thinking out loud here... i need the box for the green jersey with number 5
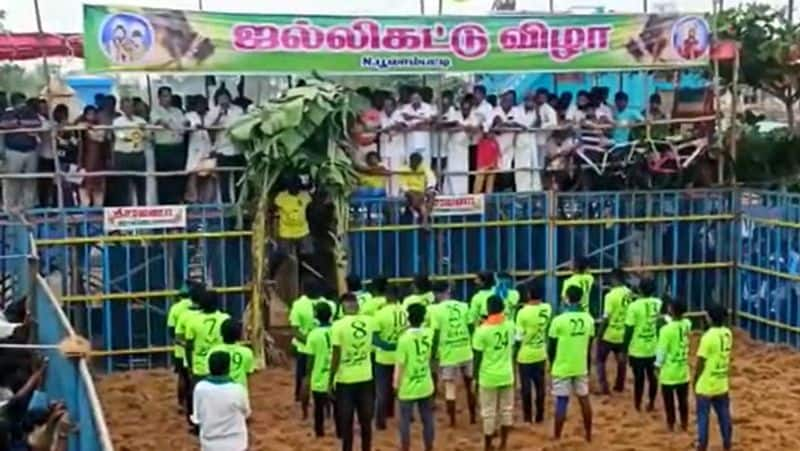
[429,300,473,366]
[625,296,663,358]
[186,311,231,376]
[374,304,408,365]
[472,319,515,388]
[331,315,375,384]
[515,303,552,364]
[548,310,595,378]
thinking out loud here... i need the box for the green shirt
[499,289,521,318]
[359,295,387,317]
[209,343,255,390]
[396,328,435,400]
[548,310,595,378]
[624,296,663,358]
[429,300,473,366]
[561,273,595,313]
[695,327,733,396]
[402,291,434,308]
[472,319,515,388]
[167,297,193,359]
[656,318,691,385]
[289,295,317,353]
[331,315,375,384]
[175,308,200,365]
[185,311,231,376]
[373,304,407,365]
[515,303,552,364]
[602,286,633,344]
[468,289,493,324]
[306,325,333,392]
[355,290,372,308]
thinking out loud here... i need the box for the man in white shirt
[151,86,188,205]
[112,98,148,206]
[192,351,251,451]
[209,87,244,203]
[378,97,406,196]
[488,90,521,177]
[533,88,559,184]
[472,85,493,133]
[400,89,435,167]
[513,93,541,192]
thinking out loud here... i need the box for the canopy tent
[0,32,83,61]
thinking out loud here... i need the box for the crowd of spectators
[0,299,70,451]
[0,84,253,213]
[353,84,673,199]
[0,81,681,214]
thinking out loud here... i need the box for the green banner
[83,5,710,74]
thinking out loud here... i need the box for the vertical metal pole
[730,47,739,183]
[420,0,426,15]
[712,0,723,184]
[34,0,65,210]
[549,0,554,13]
[643,0,648,13]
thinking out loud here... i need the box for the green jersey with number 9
[548,310,595,378]
[331,315,375,384]
[472,319,515,388]
[186,311,231,376]
[396,327,436,401]
[562,273,595,314]
[625,296,663,358]
[209,343,255,390]
[374,304,408,365]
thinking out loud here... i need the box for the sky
[2,0,789,33]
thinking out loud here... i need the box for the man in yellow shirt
[358,151,389,193]
[399,152,436,226]
[273,175,312,256]
[694,303,733,451]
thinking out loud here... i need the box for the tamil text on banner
[104,206,187,232]
[432,194,485,217]
[83,5,710,73]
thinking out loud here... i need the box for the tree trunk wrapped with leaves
[229,81,363,367]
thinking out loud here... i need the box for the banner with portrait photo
[83,5,711,74]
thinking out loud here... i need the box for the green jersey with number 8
[625,297,663,358]
[331,315,375,384]
[186,311,231,376]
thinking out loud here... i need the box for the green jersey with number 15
[186,311,231,376]
[396,327,435,401]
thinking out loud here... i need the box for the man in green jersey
[395,303,437,451]
[348,274,372,309]
[289,279,319,412]
[185,290,230,427]
[694,303,733,451]
[561,256,594,314]
[166,280,201,410]
[209,319,255,392]
[373,285,406,429]
[428,281,476,426]
[403,274,434,308]
[469,272,496,325]
[174,284,205,419]
[624,278,662,411]
[472,295,515,450]
[596,268,633,394]
[515,283,551,424]
[655,300,691,431]
[548,285,593,442]
[360,276,388,316]
[303,302,338,438]
[493,272,520,319]
[330,292,394,451]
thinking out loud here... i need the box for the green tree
[717,4,800,131]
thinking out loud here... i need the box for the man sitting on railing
[0,92,41,213]
[399,152,437,227]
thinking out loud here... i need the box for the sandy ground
[97,330,800,451]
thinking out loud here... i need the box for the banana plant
[229,80,364,367]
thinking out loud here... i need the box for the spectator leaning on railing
[110,98,149,207]
[0,92,42,213]
[151,86,189,205]
[209,86,244,204]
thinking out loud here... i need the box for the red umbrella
[0,32,83,61]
